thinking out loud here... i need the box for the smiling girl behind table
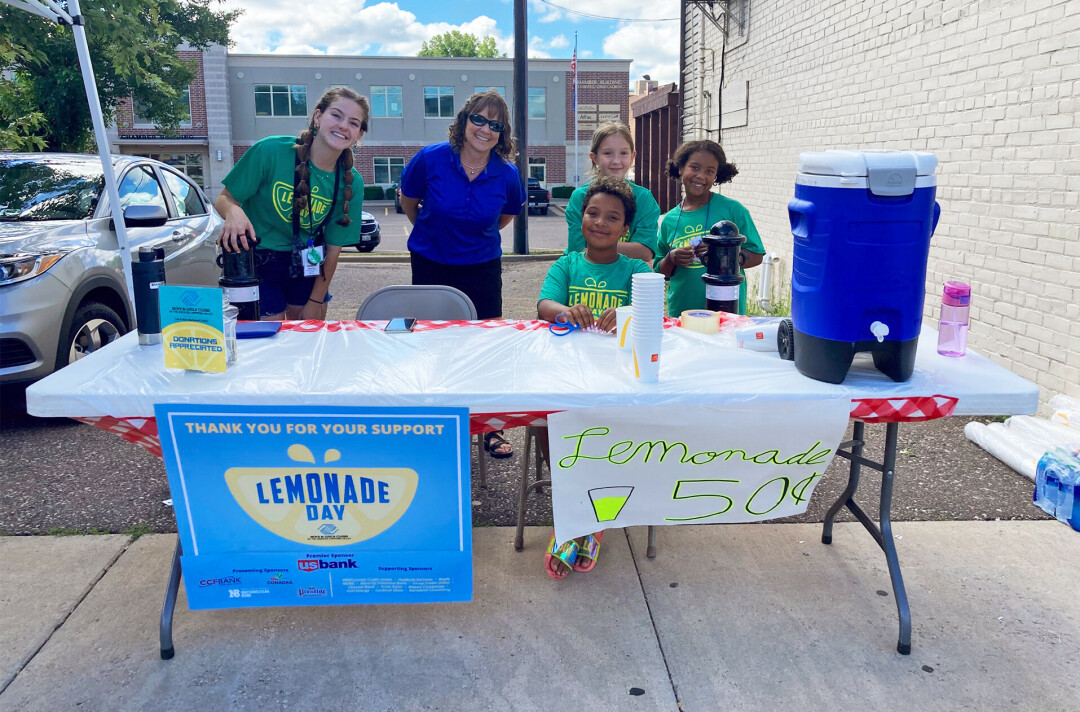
[563,122,661,263]
[216,87,369,320]
[654,140,765,317]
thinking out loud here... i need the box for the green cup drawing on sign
[589,486,634,522]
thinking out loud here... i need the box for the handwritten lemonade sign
[548,400,850,544]
[159,285,226,373]
[156,405,472,609]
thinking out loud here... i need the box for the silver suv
[0,153,222,388]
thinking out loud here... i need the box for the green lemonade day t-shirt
[563,180,661,257]
[655,193,765,316]
[222,135,363,252]
[538,251,654,318]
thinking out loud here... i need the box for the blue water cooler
[788,150,940,383]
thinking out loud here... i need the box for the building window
[528,87,546,119]
[254,84,308,117]
[373,157,406,185]
[474,86,506,97]
[528,156,546,184]
[133,87,191,128]
[424,86,455,118]
[142,152,205,188]
[371,86,403,118]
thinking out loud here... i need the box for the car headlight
[0,252,68,286]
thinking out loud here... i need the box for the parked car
[527,177,549,215]
[0,153,223,389]
[392,182,403,214]
[355,210,381,252]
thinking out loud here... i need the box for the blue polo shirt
[401,142,525,265]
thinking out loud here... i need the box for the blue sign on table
[156,404,472,609]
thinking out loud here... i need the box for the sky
[220,0,682,86]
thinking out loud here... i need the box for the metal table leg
[824,421,911,655]
[159,537,183,660]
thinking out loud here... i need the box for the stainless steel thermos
[132,246,166,345]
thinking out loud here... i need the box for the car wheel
[65,301,125,368]
[395,203,403,214]
[540,207,548,215]
[356,244,376,253]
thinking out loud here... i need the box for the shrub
[362,185,385,200]
[551,185,575,199]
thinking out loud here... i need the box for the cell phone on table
[384,317,417,333]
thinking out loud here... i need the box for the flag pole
[573,32,579,185]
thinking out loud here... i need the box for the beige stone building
[680,0,1079,407]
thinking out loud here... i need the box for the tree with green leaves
[417,31,503,58]
[0,0,239,152]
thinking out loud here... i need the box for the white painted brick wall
[683,0,1080,409]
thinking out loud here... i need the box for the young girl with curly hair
[216,87,369,320]
[654,140,765,316]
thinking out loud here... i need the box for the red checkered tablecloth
[78,396,958,460]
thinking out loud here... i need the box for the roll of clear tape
[679,310,720,334]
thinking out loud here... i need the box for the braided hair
[293,87,370,227]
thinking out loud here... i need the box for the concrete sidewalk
[1,522,1077,711]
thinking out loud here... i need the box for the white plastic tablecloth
[26,321,1038,419]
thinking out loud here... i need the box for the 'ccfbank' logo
[200,576,241,587]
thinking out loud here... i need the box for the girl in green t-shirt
[216,87,369,321]
[655,140,765,317]
[538,176,651,579]
[563,122,660,262]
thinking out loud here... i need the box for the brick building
[680,0,1079,407]
[108,52,630,201]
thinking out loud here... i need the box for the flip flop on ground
[571,531,604,573]
[484,430,513,459]
[545,535,578,580]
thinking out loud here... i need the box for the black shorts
[255,250,332,317]
[409,252,503,319]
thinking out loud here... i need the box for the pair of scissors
[549,313,583,336]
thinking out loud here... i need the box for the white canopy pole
[0,0,136,308]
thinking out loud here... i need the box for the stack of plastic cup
[630,273,665,383]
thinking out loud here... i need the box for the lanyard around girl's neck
[292,146,341,247]
[674,195,712,245]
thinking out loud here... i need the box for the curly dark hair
[666,140,738,185]
[583,175,636,226]
[447,91,517,162]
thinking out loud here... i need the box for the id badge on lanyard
[303,238,324,277]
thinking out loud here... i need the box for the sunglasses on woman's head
[467,114,504,132]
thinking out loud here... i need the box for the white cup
[616,306,634,352]
[632,332,662,383]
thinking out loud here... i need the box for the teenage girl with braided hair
[216,87,369,320]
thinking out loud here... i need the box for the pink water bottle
[937,281,970,357]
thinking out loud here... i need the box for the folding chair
[355,285,488,487]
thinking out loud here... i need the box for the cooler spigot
[870,321,890,343]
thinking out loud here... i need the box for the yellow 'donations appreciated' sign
[159,285,227,372]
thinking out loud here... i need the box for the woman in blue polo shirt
[399,90,525,318]
[399,90,525,459]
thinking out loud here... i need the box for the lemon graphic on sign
[224,445,418,546]
[163,321,227,372]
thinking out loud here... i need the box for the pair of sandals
[544,531,604,580]
[484,430,513,459]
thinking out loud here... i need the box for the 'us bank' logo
[224,444,418,546]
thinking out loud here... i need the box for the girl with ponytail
[216,87,370,320]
